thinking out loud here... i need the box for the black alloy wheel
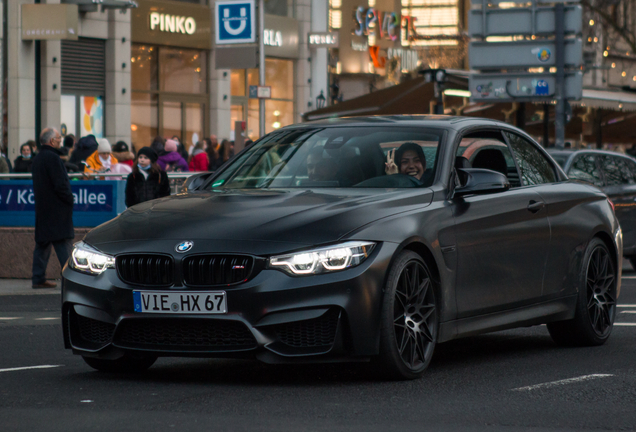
[378,251,438,379]
[548,237,617,346]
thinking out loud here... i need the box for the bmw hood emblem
[175,241,193,253]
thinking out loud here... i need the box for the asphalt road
[1,271,636,432]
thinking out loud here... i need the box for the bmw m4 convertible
[62,116,622,379]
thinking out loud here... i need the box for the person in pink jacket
[188,140,209,172]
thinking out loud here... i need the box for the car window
[504,132,557,185]
[601,156,622,186]
[456,137,521,187]
[617,158,636,184]
[569,154,603,187]
[206,127,444,189]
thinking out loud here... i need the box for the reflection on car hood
[85,188,433,254]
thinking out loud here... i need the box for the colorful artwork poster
[80,96,104,139]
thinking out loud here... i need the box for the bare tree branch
[581,0,636,54]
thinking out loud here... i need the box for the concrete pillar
[40,40,61,133]
[105,9,131,145]
[209,50,232,141]
[295,0,311,122]
[7,0,36,161]
[310,0,328,111]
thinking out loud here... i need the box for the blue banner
[0,180,126,227]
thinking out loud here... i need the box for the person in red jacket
[188,140,209,172]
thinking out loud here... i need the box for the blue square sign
[216,0,256,44]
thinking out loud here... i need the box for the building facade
[3,0,327,158]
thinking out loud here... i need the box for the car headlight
[269,241,376,275]
[70,241,115,275]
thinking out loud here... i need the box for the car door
[600,155,636,255]
[452,131,551,318]
[502,133,594,300]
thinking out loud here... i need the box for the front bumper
[61,242,396,363]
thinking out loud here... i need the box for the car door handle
[527,200,545,213]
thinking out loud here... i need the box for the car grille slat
[115,319,257,351]
[183,255,254,286]
[117,254,174,286]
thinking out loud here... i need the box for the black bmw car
[62,116,622,379]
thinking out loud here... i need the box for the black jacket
[32,145,74,243]
[13,156,33,173]
[125,170,171,207]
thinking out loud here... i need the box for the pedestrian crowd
[6,126,244,289]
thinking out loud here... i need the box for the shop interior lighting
[443,89,471,98]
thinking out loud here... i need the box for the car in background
[548,149,636,267]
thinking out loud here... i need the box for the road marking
[0,317,22,320]
[511,374,614,391]
[621,275,636,279]
[34,317,59,321]
[0,365,63,373]
[615,323,636,326]
[618,305,636,308]
[621,311,636,314]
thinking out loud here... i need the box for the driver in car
[307,149,339,182]
[384,142,427,182]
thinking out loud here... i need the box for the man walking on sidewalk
[31,128,75,289]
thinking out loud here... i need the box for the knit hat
[165,139,178,153]
[137,146,158,163]
[97,138,111,153]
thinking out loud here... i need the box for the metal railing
[0,172,199,195]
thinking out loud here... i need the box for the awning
[573,89,636,112]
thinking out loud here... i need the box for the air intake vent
[115,318,257,351]
[183,255,253,286]
[273,309,340,348]
[117,255,174,286]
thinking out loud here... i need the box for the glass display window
[131,45,158,91]
[159,48,207,94]
[131,93,158,151]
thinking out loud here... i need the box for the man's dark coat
[32,145,75,243]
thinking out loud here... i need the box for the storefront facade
[130,0,212,151]
[229,15,299,140]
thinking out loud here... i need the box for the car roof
[286,115,510,132]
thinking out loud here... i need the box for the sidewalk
[0,279,62,295]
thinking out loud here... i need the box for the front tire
[547,237,617,346]
[82,354,157,373]
[377,251,438,380]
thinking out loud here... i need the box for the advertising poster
[80,96,104,138]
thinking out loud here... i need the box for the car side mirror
[454,168,510,197]
[183,172,214,192]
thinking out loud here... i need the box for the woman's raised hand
[385,149,398,175]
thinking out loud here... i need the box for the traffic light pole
[258,0,266,138]
[554,2,566,149]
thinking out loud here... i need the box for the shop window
[131,93,158,150]
[163,101,182,140]
[159,48,207,94]
[185,103,205,146]
[231,70,246,96]
[265,0,288,17]
[401,0,459,46]
[131,45,158,91]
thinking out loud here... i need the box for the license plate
[133,291,227,314]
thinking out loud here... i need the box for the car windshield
[206,126,443,189]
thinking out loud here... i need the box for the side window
[617,158,635,185]
[504,132,557,186]
[601,156,621,186]
[456,133,521,188]
[569,154,603,187]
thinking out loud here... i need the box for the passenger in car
[385,142,427,182]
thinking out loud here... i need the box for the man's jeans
[32,239,73,284]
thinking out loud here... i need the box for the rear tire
[82,354,157,373]
[547,238,617,346]
[377,251,438,380]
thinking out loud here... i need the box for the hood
[112,150,134,162]
[85,188,433,255]
[76,135,98,150]
[192,148,206,157]
[158,152,184,162]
